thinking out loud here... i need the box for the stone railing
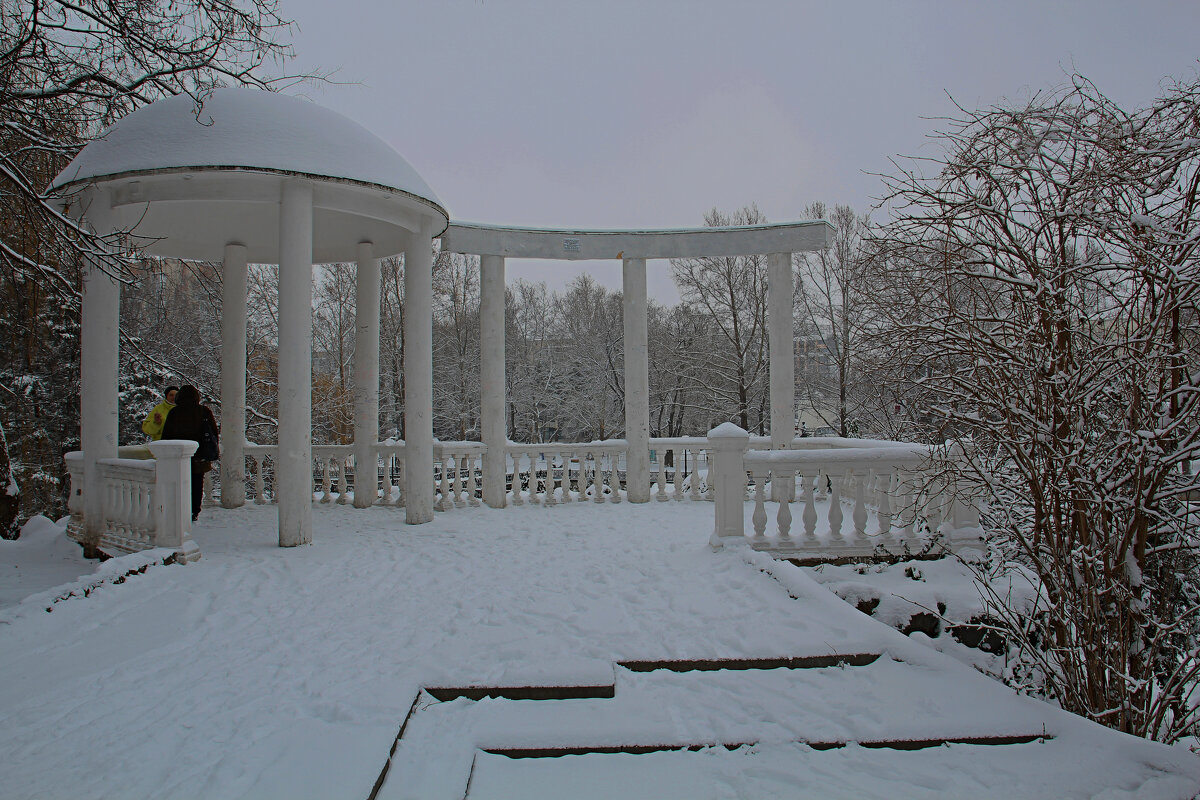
[505,440,627,505]
[64,440,201,563]
[244,441,410,507]
[433,441,485,510]
[708,423,983,561]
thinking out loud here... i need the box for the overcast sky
[282,1,1199,300]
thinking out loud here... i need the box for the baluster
[687,448,700,501]
[543,453,558,507]
[614,450,624,506]
[751,469,768,544]
[467,453,481,507]
[877,470,894,542]
[655,449,668,502]
[451,453,465,508]
[109,478,123,540]
[852,469,868,541]
[118,478,130,539]
[672,447,684,501]
[128,479,139,540]
[396,457,406,508]
[319,458,332,503]
[141,481,155,545]
[896,469,916,549]
[137,482,151,544]
[558,453,570,503]
[527,452,539,505]
[828,472,844,542]
[336,458,350,504]
[510,452,524,506]
[144,479,155,544]
[776,470,794,548]
[565,452,577,502]
[203,470,216,507]
[437,454,452,511]
[801,471,818,546]
[388,453,403,503]
[383,453,398,505]
[703,449,715,501]
[527,453,541,506]
[129,481,142,543]
[591,451,604,503]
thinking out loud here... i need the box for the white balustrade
[377,442,406,507]
[708,424,974,561]
[69,427,975,568]
[430,442,486,513]
[63,440,201,562]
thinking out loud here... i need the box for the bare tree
[432,251,480,440]
[0,0,303,529]
[379,254,405,439]
[876,73,1200,742]
[671,205,770,433]
[553,274,624,441]
[794,201,901,437]
[312,262,356,443]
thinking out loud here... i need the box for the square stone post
[708,422,749,549]
[148,439,201,563]
[353,241,381,508]
[220,242,248,508]
[480,254,507,508]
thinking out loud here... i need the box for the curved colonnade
[57,88,832,551]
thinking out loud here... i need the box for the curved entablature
[440,219,833,260]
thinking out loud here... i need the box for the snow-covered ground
[2,502,1198,799]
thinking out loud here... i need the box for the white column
[220,243,248,508]
[768,252,795,502]
[276,179,314,546]
[80,252,121,558]
[404,221,435,523]
[623,257,650,502]
[353,241,381,508]
[480,254,507,508]
[768,252,795,449]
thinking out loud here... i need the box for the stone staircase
[370,650,1058,800]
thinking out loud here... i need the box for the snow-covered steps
[465,734,1191,800]
[478,732,1049,759]
[617,653,880,672]
[373,653,1061,800]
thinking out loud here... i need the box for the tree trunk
[0,421,20,540]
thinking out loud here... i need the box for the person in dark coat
[160,384,219,521]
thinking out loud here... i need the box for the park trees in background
[671,205,771,434]
[432,251,480,441]
[876,74,1200,742]
[794,201,880,437]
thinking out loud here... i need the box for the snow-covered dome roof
[49,88,449,263]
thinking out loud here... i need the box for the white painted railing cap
[708,422,749,439]
[148,440,199,459]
